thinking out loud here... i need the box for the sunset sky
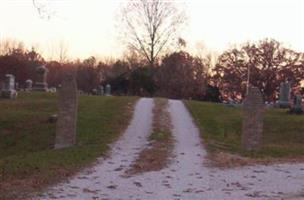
[0,0,303,60]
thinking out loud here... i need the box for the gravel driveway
[36,99,304,200]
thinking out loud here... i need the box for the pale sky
[0,0,303,60]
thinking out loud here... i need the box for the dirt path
[36,99,304,200]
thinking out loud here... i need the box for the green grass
[0,92,137,183]
[185,100,304,158]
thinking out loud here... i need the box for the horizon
[0,0,303,60]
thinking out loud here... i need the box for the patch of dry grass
[126,98,173,175]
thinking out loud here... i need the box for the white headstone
[1,74,17,99]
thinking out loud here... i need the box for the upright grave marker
[97,85,104,96]
[293,95,303,112]
[105,84,111,96]
[55,69,78,149]
[34,65,48,91]
[242,86,264,151]
[1,74,17,99]
[278,81,290,108]
[25,79,33,91]
[289,94,303,114]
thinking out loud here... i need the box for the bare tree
[194,42,218,74]
[0,38,24,55]
[120,0,186,66]
[58,41,69,63]
[45,40,69,62]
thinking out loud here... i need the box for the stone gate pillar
[55,68,78,149]
[242,86,264,151]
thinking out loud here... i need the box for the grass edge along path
[184,100,304,168]
[126,98,173,175]
[0,93,138,200]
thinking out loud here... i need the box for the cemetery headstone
[49,87,57,93]
[278,81,290,108]
[92,89,98,95]
[1,74,17,99]
[33,65,48,91]
[48,114,58,123]
[97,85,104,96]
[105,84,111,96]
[54,69,78,149]
[15,82,19,91]
[289,95,303,114]
[242,86,264,151]
[25,79,33,91]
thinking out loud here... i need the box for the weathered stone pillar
[55,68,78,149]
[242,86,264,151]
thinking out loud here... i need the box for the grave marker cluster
[92,84,110,96]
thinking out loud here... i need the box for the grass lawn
[0,92,137,199]
[185,101,304,158]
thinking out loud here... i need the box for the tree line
[0,38,303,102]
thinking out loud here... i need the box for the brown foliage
[0,47,44,87]
[156,51,207,99]
[212,39,304,101]
[126,98,173,175]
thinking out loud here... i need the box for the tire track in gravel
[36,99,304,200]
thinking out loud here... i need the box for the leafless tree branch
[119,0,186,66]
